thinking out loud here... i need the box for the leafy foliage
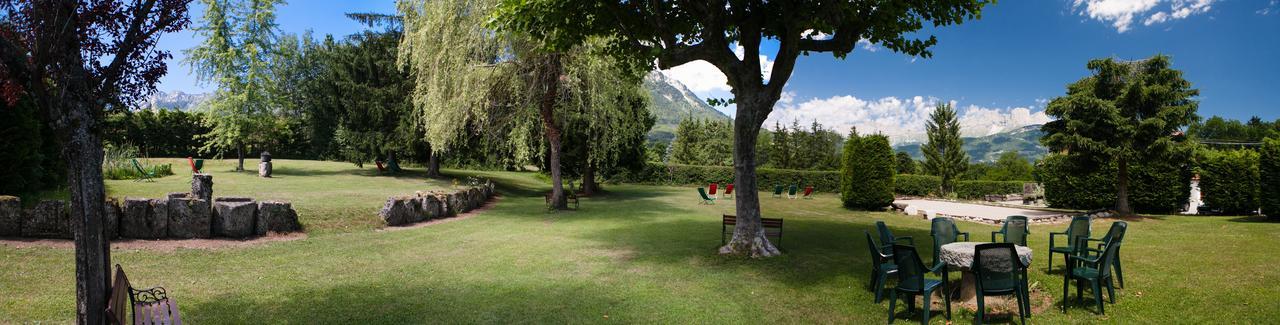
[104,109,210,158]
[895,175,942,197]
[616,163,842,192]
[953,181,1025,199]
[1188,116,1280,144]
[1198,149,1260,215]
[0,96,63,195]
[1037,153,1191,213]
[921,103,968,194]
[841,133,896,210]
[1042,55,1199,214]
[895,152,918,174]
[1262,138,1280,219]
[669,118,734,166]
[766,121,844,170]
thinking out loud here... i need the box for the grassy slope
[3,160,1279,323]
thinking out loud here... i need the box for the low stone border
[0,175,302,240]
[379,180,496,227]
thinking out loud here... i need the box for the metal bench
[108,264,182,325]
[721,214,784,248]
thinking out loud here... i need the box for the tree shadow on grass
[1227,215,1276,223]
[181,280,653,323]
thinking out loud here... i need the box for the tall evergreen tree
[922,103,968,195]
[1042,55,1198,215]
[895,152,917,174]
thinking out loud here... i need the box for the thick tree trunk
[58,100,110,325]
[582,163,598,196]
[720,96,781,257]
[427,150,442,176]
[538,53,567,209]
[1116,157,1133,215]
[236,144,245,172]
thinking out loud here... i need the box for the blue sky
[156,0,1280,143]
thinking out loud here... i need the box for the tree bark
[426,148,441,177]
[1116,157,1133,215]
[582,163,598,196]
[538,53,567,210]
[236,144,245,171]
[719,95,781,257]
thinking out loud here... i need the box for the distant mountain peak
[144,90,210,111]
[643,71,730,143]
[895,125,1047,163]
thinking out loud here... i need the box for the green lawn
[3,160,1279,323]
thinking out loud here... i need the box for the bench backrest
[108,265,131,325]
[722,215,783,228]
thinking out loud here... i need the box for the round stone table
[939,242,1033,306]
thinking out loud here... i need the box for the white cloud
[1072,0,1216,32]
[1258,0,1278,15]
[765,95,1052,144]
[661,44,777,99]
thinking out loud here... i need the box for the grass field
[3,160,1279,323]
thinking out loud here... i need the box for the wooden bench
[721,215,784,248]
[108,264,182,325]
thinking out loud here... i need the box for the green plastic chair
[772,185,784,198]
[887,244,950,325]
[930,217,970,267]
[1048,215,1092,272]
[697,188,715,205]
[1079,221,1128,288]
[131,159,156,182]
[875,221,914,255]
[864,231,897,303]
[787,184,798,199]
[1062,221,1126,315]
[992,215,1030,246]
[974,243,1029,325]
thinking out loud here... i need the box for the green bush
[954,180,1025,199]
[895,174,941,197]
[1261,138,1280,219]
[1198,149,1260,215]
[1037,153,1191,213]
[614,163,841,192]
[841,134,895,210]
[102,145,175,180]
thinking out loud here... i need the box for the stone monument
[259,151,273,178]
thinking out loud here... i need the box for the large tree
[186,0,287,171]
[921,102,968,195]
[1042,55,1198,216]
[496,0,991,256]
[0,0,190,322]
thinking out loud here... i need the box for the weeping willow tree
[398,0,651,208]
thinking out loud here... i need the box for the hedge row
[1198,149,1260,215]
[1262,138,1280,219]
[614,163,842,192]
[895,175,942,197]
[954,181,1026,199]
[1037,153,1191,213]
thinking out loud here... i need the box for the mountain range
[894,124,1048,163]
[642,71,731,143]
[144,90,210,111]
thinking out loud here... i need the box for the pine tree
[922,103,968,195]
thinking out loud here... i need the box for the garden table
[939,242,1033,306]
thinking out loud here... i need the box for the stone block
[212,199,257,238]
[379,196,420,226]
[167,198,211,239]
[256,201,301,235]
[104,198,121,240]
[22,200,70,239]
[0,196,20,236]
[191,174,213,203]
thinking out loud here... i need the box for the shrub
[895,174,941,197]
[1198,149,1260,215]
[1262,138,1280,219]
[102,145,175,180]
[954,180,1025,199]
[841,134,895,210]
[1037,153,1191,213]
[613,163,841,192]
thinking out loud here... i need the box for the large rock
[121,198,163,239]
[167,198,211,239]
[259,161,273,178]
[167,192,191,200]
[212,198,257,238]
[379,196,421,226]
[468,188,484,210]
[419,195,443,220]
[191,174,213,204]
[0,196,20,236]
[104,198,121,240]
[22,200,69,239]
[256,201,301,235]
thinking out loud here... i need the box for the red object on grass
[709,183,719,196]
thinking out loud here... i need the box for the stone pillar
[259,151,273,178]
[192,174,213,204]
[0,196,20,236]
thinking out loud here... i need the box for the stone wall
[380,180,496,227]
[0,174,304,240]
